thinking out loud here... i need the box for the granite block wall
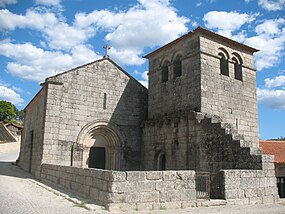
[40,164,196,211]
[199,35,259,145]
[41,58,147,170]
[147,33,201,119]
[222,155,279,205]
[18,87,47,177]
[142,110,262,172]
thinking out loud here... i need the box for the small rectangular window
[103,93,107,109]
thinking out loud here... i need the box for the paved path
[0,142,20,161]
[0,143,93,214]
[0,142,285,213]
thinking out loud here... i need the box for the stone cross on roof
[103,45,111,58]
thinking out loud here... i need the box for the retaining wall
[222,155,279,205]
[40,164,196,211]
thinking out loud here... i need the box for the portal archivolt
[76,121,121,170]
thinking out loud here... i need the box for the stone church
[18,27,279,210]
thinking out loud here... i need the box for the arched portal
[76,121,122,170]
[88,136,107,169]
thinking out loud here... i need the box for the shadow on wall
[75,77,148,171]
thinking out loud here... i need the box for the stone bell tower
[145,26,259,146]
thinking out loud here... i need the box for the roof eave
[144,26,259,59]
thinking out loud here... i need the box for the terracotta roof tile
[259,140,285,164]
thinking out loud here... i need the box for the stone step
[206,114,262,158]
[196,199,227,207]
[250,147,263,155]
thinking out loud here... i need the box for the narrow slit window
[103,93,107,109]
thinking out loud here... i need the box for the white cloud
[0,9,90,50]
[255,18,285,35]
[245,0,285,11]
[245,18,285,70]
[11,85,23,93]
[265,75,285,88]
[196,2,202,7]
[75,0,189,65]
[134,70,148,88]
[109,48,145,66]
[258,75,285,110]
[0,42,101,82]
[192,21,199,28]
[35,0,61,6]
[0,0,189,65]
[258,88,285,110]
[203,11,257,37]
[203,11,284,71]
[0,9,57,30]
[43,22,94,50]
[257,0,285,11]
[0,85,24,105]
[0,0,16,7]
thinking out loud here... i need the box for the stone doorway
[89,147,106,169]
[76,121,122,170]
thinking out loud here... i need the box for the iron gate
[196,172,224,199]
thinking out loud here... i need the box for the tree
[0,100,16,122]
[15,109,24,121]
[268,136,285,141]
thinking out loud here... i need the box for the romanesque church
[18,27,279,206]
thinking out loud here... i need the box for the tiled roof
[0,122,17,143]
[6,122,23,129]
[259,140,285,164]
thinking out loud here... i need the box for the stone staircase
[193,112,263,170]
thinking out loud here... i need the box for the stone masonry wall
[41,58,147,169]
[18,87,46,177]
[142,110,262,172]
[222,155,279,205]
[147,34,201,119]
[199,34,259,145]
[40,164,196,212]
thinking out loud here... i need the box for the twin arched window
[218,48,243,81]
[161,55,182,83]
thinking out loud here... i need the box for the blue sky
[0,0,284,140]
